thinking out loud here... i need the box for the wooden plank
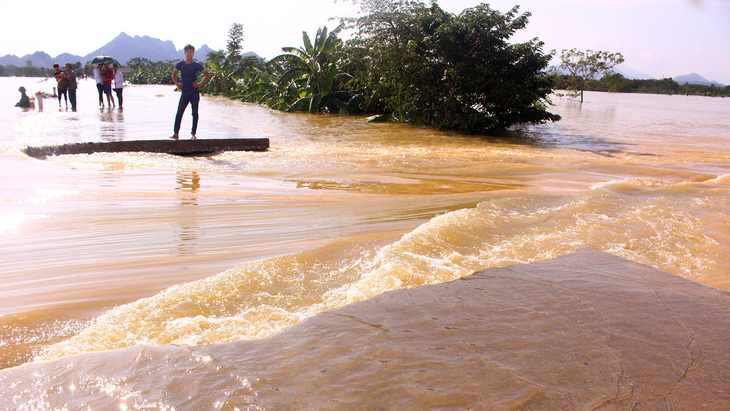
[23,138,270,159]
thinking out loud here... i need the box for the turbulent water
[0,77,728,407]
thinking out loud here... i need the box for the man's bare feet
[191,134,197,140]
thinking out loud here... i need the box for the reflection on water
[177,171,201,192]
[176,172,201,256]
[513,96,639,155]
[99,108,125,141]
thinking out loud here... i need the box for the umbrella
[87,56,121,66]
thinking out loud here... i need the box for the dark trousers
[58,88,68,108]
[114,88,123,108]
[96,83,104,105]
[173,91,200,135]
[68,89,77,111]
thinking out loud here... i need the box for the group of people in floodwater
[15,60,124,112]
[92,60,124,109]
[15,44,209,140]
[52,63,80,111]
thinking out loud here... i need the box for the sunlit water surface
[0,77,728,407]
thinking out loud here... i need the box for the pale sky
[3,0,729,84]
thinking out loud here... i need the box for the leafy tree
[203,23,248,96]
[554,48,624,102]
[340,0,432,116]
[227,23,245,59]
[342,0,560,134]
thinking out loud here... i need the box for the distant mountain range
[0,32,258,68]
[1,33,724,87]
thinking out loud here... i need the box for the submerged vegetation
[10,1,727,131]
[177,0,564,135]
[339,1,559,133]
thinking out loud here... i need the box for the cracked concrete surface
[1,248,728,409]
[220,248,730,409]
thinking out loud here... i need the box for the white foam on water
[35,175,729,362]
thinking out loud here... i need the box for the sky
[3,0,729,84]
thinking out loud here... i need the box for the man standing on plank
[171,44,211,140]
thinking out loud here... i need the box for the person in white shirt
[93,63,105,107]
[113,64,124,109]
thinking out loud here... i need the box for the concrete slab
[23,138,269,158]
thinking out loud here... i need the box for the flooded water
[0,76,728,407]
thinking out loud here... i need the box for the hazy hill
[0,51,67,68]
[0,32,222,67]
[55,53,86,65]
[673,73,724,87]
[86,32,215,64]
[615,64,654,80]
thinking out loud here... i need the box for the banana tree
[268,25,356,113]
[238,65,296,109]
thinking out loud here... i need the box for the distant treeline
[0,64,55,77]
[1,62,90,78]
[5,62,728,100]
[1,58,193,86]
[551,74,730,97]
